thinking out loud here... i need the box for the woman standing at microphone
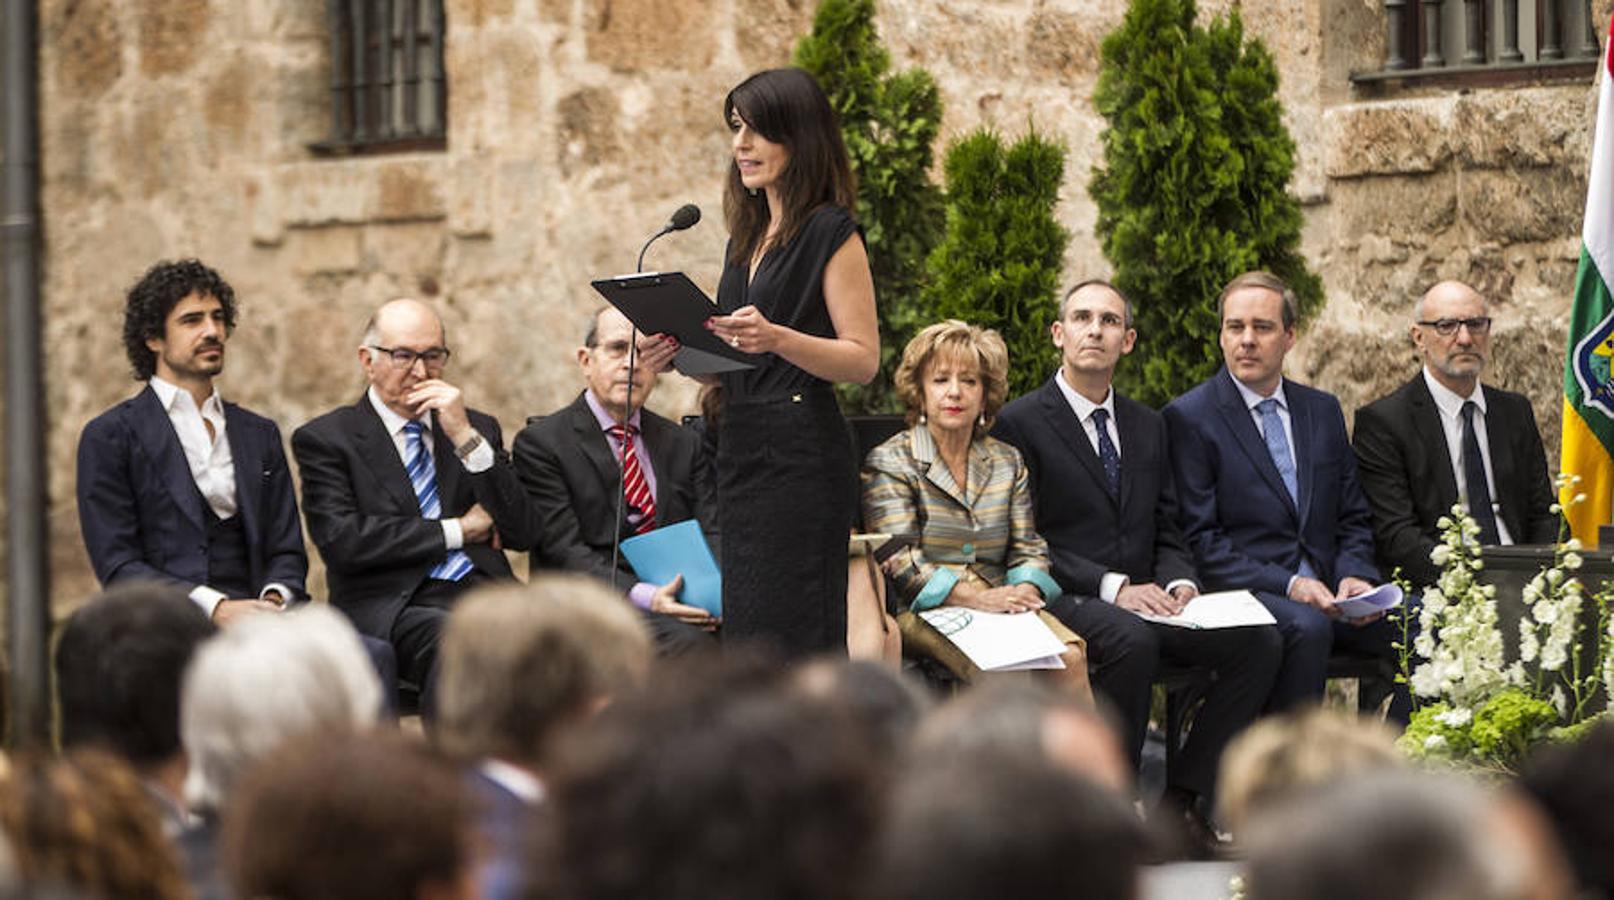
[696,67,879,659]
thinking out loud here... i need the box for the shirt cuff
[628,582,656,611]
[1099,572,1129,603]
[911,568,961,612]
[442,518,464,550]
[1286,574,1300,597]
[1164,579,1197,597]
[1005,566,1063,602]
[189,586,226,619]
[460,433,495,474]
[259,583,293,606]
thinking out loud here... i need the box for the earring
[748,186,759,197]
[918,412,927,424]
[978,412,986,427]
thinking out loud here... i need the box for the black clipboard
[591,271,757,376]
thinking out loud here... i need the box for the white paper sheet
[1331,583,1404,621]
[1135,589,1278,630]
[917,607,1069,670]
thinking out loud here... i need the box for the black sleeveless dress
[714,205,862,658]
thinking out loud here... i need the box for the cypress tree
[1091,0,1323,407]
[922,129,1070,401]
[795,0,944,412]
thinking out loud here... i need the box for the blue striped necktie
[404,420,474,581]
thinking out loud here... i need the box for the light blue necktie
[1256,398,1299,506]
[404,420,475,582]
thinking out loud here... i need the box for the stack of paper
[917,607,1068,671]
[1135,589,1278,629]
[1331,583,1404,621]
[619,520,722,616]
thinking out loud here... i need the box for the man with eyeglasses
[292,298,536,717]
[1353,280,1557,590]
[511,306,717,654]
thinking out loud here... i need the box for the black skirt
[716,385,855,659]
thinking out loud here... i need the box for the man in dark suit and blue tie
[77,260,306,624]
[293,298,535,715]
[1353,281,1558,590]
[1164,271,1403,716]
[994,280,1280,847]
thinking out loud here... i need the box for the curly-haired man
[76,259,306,626]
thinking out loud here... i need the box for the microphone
[637,203,701,272]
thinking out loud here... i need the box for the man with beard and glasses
[78,259,307,626]
[1353,280,1558,590]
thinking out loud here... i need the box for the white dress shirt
[1422,368,1513,545]
[149,376,289,617]
[365,386,495,552]
[1054,370,1195,602]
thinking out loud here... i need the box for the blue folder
[619,519,722,616]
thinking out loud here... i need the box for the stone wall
[36,0,1597,608]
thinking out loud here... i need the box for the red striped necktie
[608,423,656,535]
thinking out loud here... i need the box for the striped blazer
[861,425,1063,612]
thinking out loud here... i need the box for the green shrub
[1091,0,1323,407]
[795,0,944,412]
[922,129,1070,401]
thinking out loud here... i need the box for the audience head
[723,67,855,263]
[1413,280,1491,391]
[1243,771,1559,900]
[1054,279,1137,384]
[1217,707,1403,834]
[578,307,658,423]
[55,583,215,774]
[893,319,1010,438]
[1217,270,1297,395]
[358,298,450,420]
[1522,719,1614,896]
[536,653,881,900]
[122,259,238,383]
[224,731,473,900]
[0,749,190,900]
[909,681,1131,796]
[436,575,653,770]
[872,754,1145,900]
[790,658,931,760]
[181,604,384,815]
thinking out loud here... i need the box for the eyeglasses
[369,345,451,369]
[1416,317,1492,337]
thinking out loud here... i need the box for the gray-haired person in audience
[179,605,384,900]
[435,575,653,900]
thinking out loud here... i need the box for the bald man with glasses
[1353,281,1558,590]
[292,298,536,717]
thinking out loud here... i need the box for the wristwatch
[454,432,485,461]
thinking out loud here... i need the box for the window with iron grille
[1355,0,1599,85]
[315,0,447,154]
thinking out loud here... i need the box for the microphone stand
[609,225,679,592]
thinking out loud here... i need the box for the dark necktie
[608,424,657,535]
[1460,401,1502,545]
[1092,408,1121,499]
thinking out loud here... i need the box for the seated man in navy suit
[1164,271,1406,718]
[77,260,306,624]
[513,306,717,654]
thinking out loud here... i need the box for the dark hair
[723,68,856,267]
[122,259,238,381]
[1217,270,1297,329]
[55,583,216,767]
[1522,720,1614,895]
[533,653,881,900]
[1060,278,1134,328]
[225,731,472,900]
[872,756,1145,900]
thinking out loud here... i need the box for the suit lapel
[1113,398,1141,514]
[569,395,628,536]
[1481,385,1522,535]
[1213,371,1297,520]
[1289,382,1315,525]
[224,403,261,547]
[354,397,420,513]
[640,412,678,514]
[911,427,970,509]
[1038,380,1116,508]
[1410,377,1460,511]
[431,417,462,514]
[131,386,205,530]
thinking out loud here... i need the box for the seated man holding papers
[993,280,1281,851]
[861,321,1090,700]
[513,306,717,655]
